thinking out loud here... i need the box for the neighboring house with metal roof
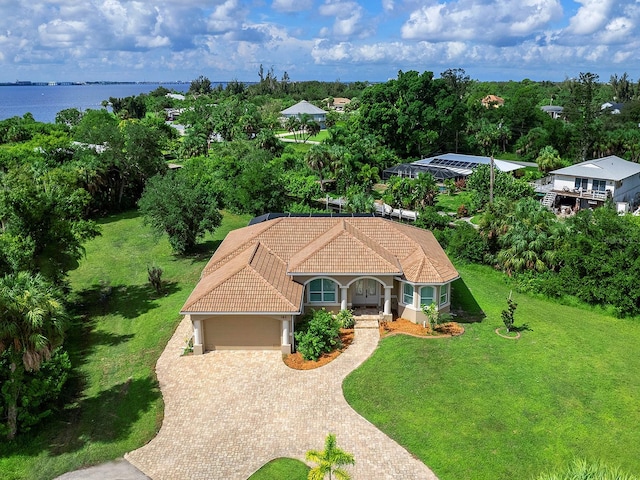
[384,153,525,181]
[281,100,327,127]
[181,215,459,354]
[539,156,640,210]
[601,102,624,114]
[541,105,564,119]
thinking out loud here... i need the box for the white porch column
[384,286,392,315]
[412,284,420,309]
[192,317,204,355]
[341,286,348,311]
[281,317,293,354]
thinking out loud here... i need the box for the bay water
[0,83,193,123]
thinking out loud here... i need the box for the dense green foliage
[344,263,640,480]
[0,347,70,438]
[0,272,68,439]
[138,170,222,254]
[294,309,342,361]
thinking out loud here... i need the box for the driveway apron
[126,317,438,479]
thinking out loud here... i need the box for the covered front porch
[298,275,394,321]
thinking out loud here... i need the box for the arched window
[308,278,337,303]
[420,286,434,306]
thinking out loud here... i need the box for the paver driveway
[126,317,438,479]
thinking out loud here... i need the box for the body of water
[0,83,192,123]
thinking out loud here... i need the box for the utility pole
[489,155,495,204]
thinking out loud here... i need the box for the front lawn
[0,210,251,480]
[248,458,309,479]
[343,263,640,480]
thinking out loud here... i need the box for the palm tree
[0,272,67,439]
[285,116,302,142]
[306,144,331,192]
[306,433,355,480]
[535,146,563,174]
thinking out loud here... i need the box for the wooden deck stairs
[541,191,557,209]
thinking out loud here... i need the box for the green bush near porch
[343,263,640,480]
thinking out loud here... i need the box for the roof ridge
[183,244,257,311]
[202,218,282,276]
[343,219,401,270]
[287,219,344,271]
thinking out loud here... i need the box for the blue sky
[0,0,638,83]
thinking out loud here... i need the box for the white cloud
[272,0,313,13]
[566,0,613,35]
[382,0,394,12]
[401,0,563,43]
[318,0,366,38]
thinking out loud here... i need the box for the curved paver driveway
[126,318,438,479]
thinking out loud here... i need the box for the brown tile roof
[181,217,458,314]
[182,242,303,313]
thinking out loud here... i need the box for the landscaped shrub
[0,347,71,437]
[456,204,469,218]
[446,223,489,263]
[335,309,355,329]
[294,309,342,361]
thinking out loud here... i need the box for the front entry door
[352,279,379,307]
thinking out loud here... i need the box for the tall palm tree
[0,272,67,439]
[306,144,331,192]
[306,433,355,480]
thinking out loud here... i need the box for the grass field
[248,458,309,479]
[279,130,330,143]
[0,210,251,480]
[436,190,473,214]
[343,262,640,480]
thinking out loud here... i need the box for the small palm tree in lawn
[306,433,355,480]
[0,272,67,439]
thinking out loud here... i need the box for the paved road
[124,317,438,479]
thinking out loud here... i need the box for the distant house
[601,101,624,114]
[481,95,505,108]
[281,100,327,128]
[383,153,524,182]
[180,215,459,354]
[538,156,640,211]
[541,105,564,120]
[328,97,351,111]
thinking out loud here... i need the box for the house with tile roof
[181,215,459,354]
[481,95,505,108]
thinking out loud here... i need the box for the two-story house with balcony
[539,156,640,211]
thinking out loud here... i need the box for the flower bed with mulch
[380,318,464,338]
[283,328,354,370]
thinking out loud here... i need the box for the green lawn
[0,210,251,480]
[280,130,330,143]
[343,262,640,480]
[248,458,310,479]
[436,191,472,214]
